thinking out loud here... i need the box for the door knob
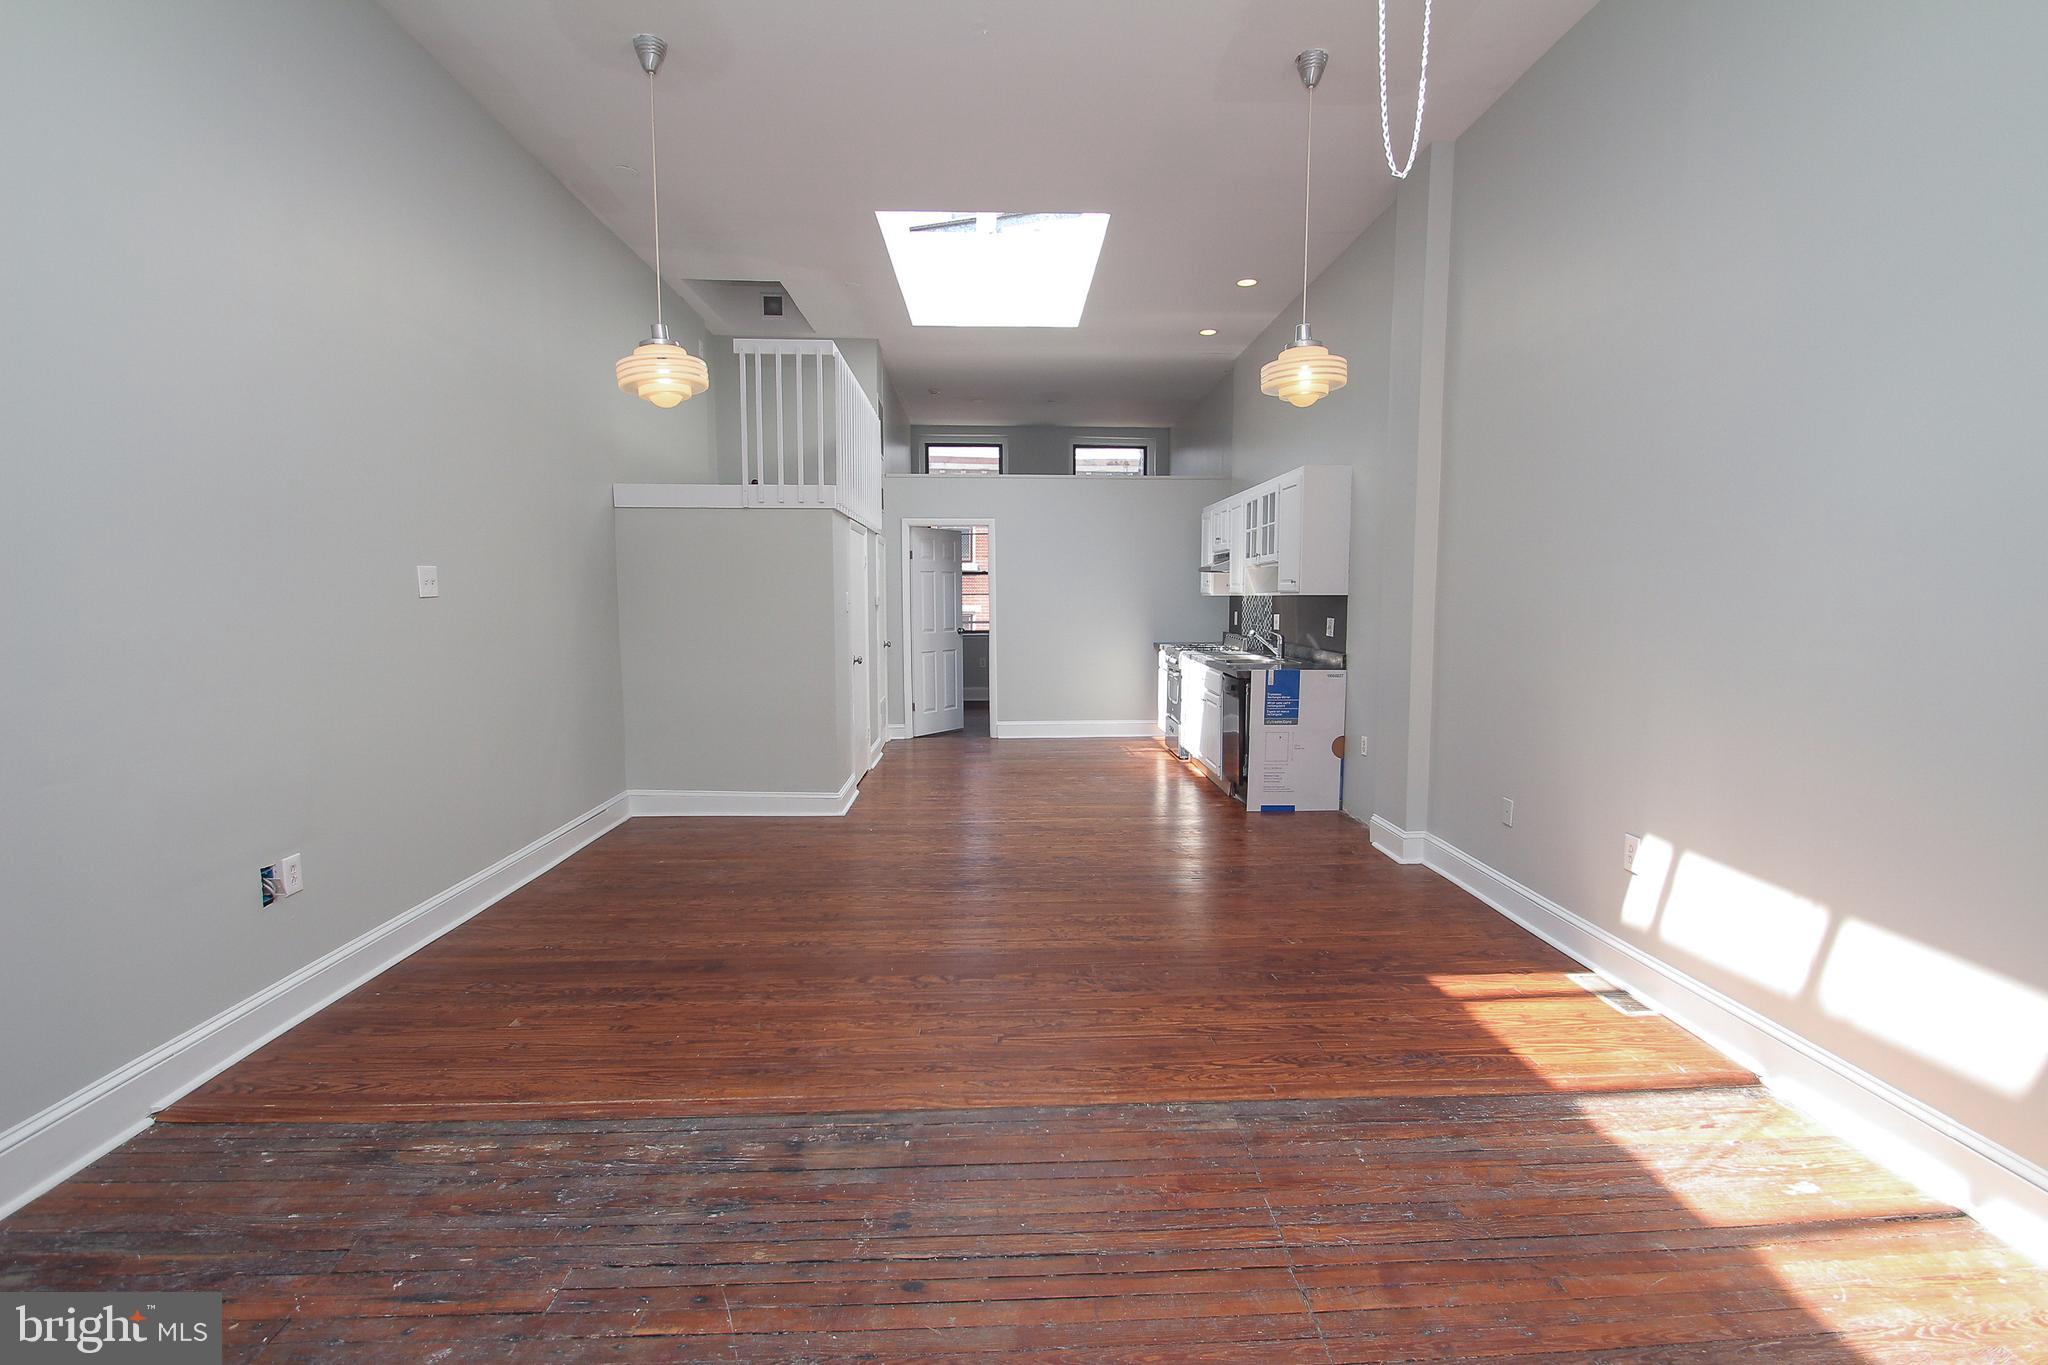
[853,656,865,665]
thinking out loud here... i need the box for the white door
[846,526,872,774]
[910,526,965,736]
[867,531,887,756]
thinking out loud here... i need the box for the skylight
[875,211,1110,327]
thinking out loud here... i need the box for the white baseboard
[0,793,631,1222]
[629,771,859,818]
[867,737,887,771]
[992,719,1158,740]
[1369,815,1426,864]
[1421,831,2048,1267]
[885,722,910,742]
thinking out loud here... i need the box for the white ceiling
[376,0,1596,427]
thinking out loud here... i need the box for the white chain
[1378,0,1433,179]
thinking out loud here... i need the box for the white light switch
[416,565,439,598]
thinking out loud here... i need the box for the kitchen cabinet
[1195,465,1350,596]
[1244,488,1277,563]
[1202,506,1232,563]
[1276,474,1305,593]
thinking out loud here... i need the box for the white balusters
[729,338,881,530]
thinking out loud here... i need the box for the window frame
[1071,442,1151,476]
[923,440,1006,475]
[959,526,991,632]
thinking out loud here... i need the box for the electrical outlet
[1357,734,1369,757]
[1500,797,1515,827]
[1623,833,1641,873]
[416,565,440,598]
[281,852,304,896]
[1325,617,1336,635]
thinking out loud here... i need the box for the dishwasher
[1185,659,1245,801]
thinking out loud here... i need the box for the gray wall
[608,308,718,486]
[616,510,853,794]
[0,1,690,1132]
[911,425,1174,475]
[1170,161,1431,828]
[1430,0,2048,1164]
[963,632,991,698]
[883,477,1230,729]
[881,382,914,475]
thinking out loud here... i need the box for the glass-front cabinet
[1198,466,1352,597]
[1244,489,1278,563]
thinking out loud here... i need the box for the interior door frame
[865,528,886,768]
[898,517,998,740]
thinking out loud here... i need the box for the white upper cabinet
[1276,474,1306,593]
[1202,505,1232,563]
[1197,465,1350,597]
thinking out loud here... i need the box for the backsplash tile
[1230,594,1347,660]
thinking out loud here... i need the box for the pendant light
[615,34,708,408]
[1260,49,1348,410]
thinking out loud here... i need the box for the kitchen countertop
[1178,647,1345,677]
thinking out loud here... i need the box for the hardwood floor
[4,731,2044,1359]
[165,736,1745,1123]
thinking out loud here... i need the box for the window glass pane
[926,443,1001,474]
[1073,444,1147,476]
[961,572,991,631]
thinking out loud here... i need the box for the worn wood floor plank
[4,734,2041,1359]
[164,738,1747,1124]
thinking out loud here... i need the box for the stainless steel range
[1153,641,1215,758]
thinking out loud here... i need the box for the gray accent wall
[882,477,1230,730]
[0,1,697,1134]
[911,425,1174,475]
[1428,0,2048,1165]
[615,510,855,796]
[1169,150,1448,831]
[963,633,992,697]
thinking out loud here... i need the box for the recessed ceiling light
[875,210,1110,327]
[1199,328,1218,337]
[1236,277,1258,288]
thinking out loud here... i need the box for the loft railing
[734,338,882,532]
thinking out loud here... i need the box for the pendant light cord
[1378,0,1433,179]
[647,67,662,327]
[1300,81,1314,328]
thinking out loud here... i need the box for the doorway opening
[902,520,996,740]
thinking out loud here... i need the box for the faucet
[1250,625,1284,660]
